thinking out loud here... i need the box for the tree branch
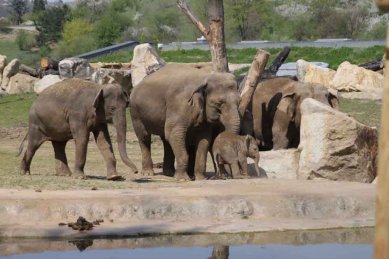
[176,0,210,40]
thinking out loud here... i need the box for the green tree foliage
[34,5,69,46]
[32,0,46,15]
[9,0,29,25]
[15,30,36,50]
[52,18,96,59]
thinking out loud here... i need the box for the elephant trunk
[114,110,138,174]
[253,153,260,177]
[222,107,241,134]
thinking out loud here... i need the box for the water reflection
[209,245,229,259]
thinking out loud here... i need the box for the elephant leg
[132,116,154,176]
[72,130,89,179]
[238,154,249,177]
[20,129,45,175]
[230,160,241,179]
[52,141,72,176]
[166,124,190,181]
[194,134,210,180]
[93,126,121,180]
[161,137,175,177]
[187,145,196,180]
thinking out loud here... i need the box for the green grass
[0,93,36,127]
[339,98,382,129]
[91,46,384,70]
[0,40,41,67]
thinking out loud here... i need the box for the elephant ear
[93,88,104,109]
[328,88,339,109]
[278,92,296,121]
[188,80,207,126]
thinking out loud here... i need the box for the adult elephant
[130,64,240,181]
[252,77,339,150]
[19,78,138,180]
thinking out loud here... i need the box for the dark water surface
[0,228,374,259]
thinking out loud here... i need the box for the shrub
[15,30,36,50]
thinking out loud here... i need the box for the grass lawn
[0,40,41,67]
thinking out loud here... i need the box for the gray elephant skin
[212,131,260,179]
[252,77,339,150]
[19,78,138,180]
[130,63,241,180]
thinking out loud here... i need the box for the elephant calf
[212,132,260,179]
[19,78,138,180]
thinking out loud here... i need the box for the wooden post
[374,1,389,257]
[238,49,270,117]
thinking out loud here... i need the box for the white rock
[331,61,384,92]
[33,75,63,94]
[59,58,93,79]
[7,73,39,94]
[1,59,20,90]
[0,55,7,86]
[296,59,335,88]
[298,98,377,183]
[131,43,166,87]
[248,149,300,179]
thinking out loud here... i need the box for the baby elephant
[212,132,260,179]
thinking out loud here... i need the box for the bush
[52,18,97,59]
[15,30,36,50]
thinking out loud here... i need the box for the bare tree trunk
[208,0,228,72]
[238,49,270,117]
[177,0,229,72]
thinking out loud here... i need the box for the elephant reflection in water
[209,245,229,259]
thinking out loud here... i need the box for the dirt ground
[0,127,217,190]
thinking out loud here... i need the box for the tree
[177,0,229,72]
[34,5,69,45]
[9,0,29,25]
[32,0,46,15]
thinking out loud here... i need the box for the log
[19,64,38,77]
[40,57,59,70]
[266,46,290,75]
[359,58,383,71]
[238,49,270,117]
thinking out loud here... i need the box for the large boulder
[0,55,7,86]
[33,75,63,94]
[131,43,166,87]
[1,59,20,90]
[92,68,132,94]
[7,73,39,94]
[298,98,377,183]
[296,59,335,87]
[59,58,93,79]
[331,61,384,93]
[248,149,300,179]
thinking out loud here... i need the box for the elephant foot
[194,173,206,181]
[141,168,155,176]
[233,174,248,179]
[20,170,30,175]
[73,172,87,180]
[175,171,191,181]
[163,169,175,177]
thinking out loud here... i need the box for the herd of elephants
[18,63,339,181]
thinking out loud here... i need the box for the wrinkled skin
[212,132,260,179]
[130,64,241,181]
[252,78,339,150]
[20,78,138,180]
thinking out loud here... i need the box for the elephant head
[188,72,241,134]
[245,135,260,176]
[279,82,339,127]
[93,83,138,174]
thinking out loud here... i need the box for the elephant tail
[17,132,28,157]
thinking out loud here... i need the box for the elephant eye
[109,106,116,113]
